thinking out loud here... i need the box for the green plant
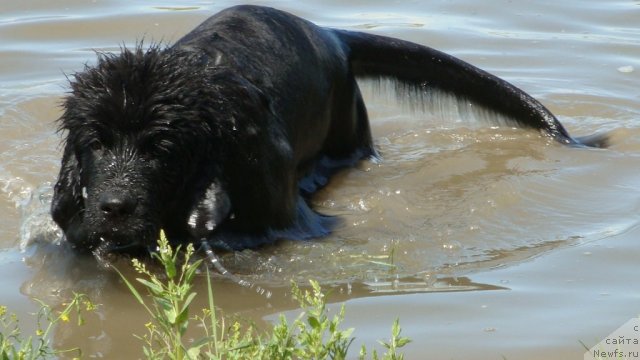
[0,292,95,360]
[117,231,206,359]
[120,230,411,359]
[0,232,411,360]
[359,318,411,360]
[286,280,354,359]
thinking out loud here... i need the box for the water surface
[1,1,639,358]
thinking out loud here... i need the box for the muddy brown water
[1,1,639,359]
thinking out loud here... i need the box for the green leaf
[180,292,197,317]
[164,260,177,280]
[396,338,412,347]
[115,269,146,306]
[136,278,164,295]
[184,260,202,283]
[155,297,173,312]
[175,303,193,328]
[307,316,321,329]
[164,308,177,324]
[187,345,203,359]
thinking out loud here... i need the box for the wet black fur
[51,5,606,255]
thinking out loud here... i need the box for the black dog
[51,5,607,256]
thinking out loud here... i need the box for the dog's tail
[334,29,608,148]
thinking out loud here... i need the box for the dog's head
[53,45,230,254]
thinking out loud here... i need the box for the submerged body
[51,5,606,256]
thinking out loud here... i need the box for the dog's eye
[89,140,103,152]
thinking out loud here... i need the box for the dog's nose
[98,191,137,218]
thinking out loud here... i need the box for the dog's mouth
[87,221,159,254]
[100,236,146,252]
[90,234,155,262]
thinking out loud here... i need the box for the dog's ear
[51,144,87,245]
[187,181,231,240]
